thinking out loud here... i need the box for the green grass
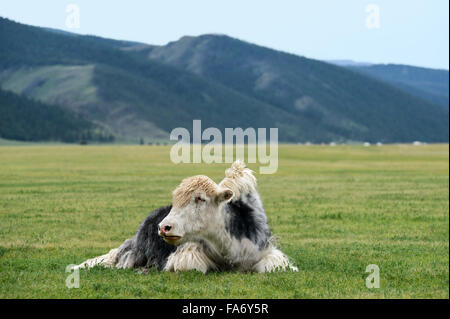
[0,144,448,298]
[0,138,35,146]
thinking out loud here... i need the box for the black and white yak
[77,161,297,273]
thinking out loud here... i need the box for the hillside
[0,17,307,142]
[147,35,448,143]
[0,17,448,143]
[0,88,113,142]
[347,64,449,108]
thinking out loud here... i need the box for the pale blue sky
[1,0,448,69]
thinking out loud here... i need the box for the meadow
[0,144,448,298]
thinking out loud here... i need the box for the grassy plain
[0,144,448,298]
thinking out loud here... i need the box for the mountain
[0,17,307,142]
[346,64,449,108]
[147,35,448,142]
[0,17,448,143]
[0,88,113,142]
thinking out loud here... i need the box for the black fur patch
[225,195,271,249]
[116,205,176,270]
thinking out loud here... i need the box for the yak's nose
[158,224,173,234]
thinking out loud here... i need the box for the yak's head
[158,175,233,245]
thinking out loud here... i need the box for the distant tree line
[0,89,114,143]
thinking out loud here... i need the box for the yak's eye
[195,196,205,203]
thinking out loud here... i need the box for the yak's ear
[216,188,233,203]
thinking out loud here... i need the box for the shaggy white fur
[75,248,119,269]
[164,242,217,274]
[253,245,298,273]
[219,160,257,199]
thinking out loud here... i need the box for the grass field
[0,144,448,298]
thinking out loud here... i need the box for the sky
[1,0,448,69]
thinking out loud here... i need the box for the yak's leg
[75,248,119,269]
[164,242,217,274]
[76,238,135,270]
[253,246,298,273]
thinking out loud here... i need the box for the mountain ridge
[147,34,448,142]
[346,64,449,108]
[0,17,448,143]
